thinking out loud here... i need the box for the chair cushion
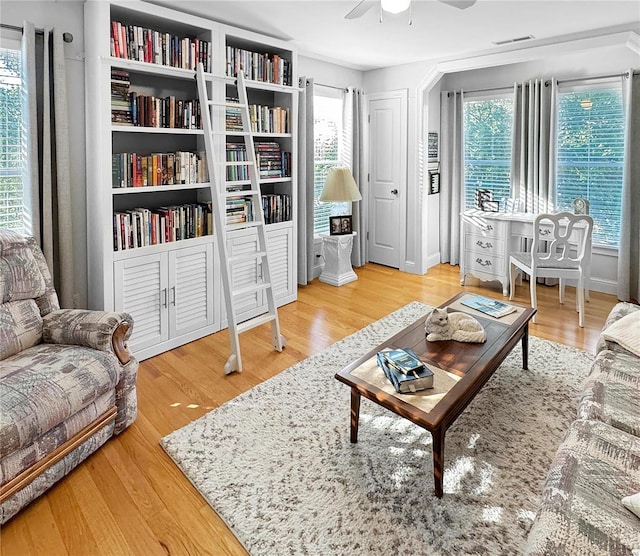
[511,251,579,270]
[0,343,121,458]
[597,302,640,355]
[0,300,43,361]
[0,231,46,303]
[602,311,640,358]
[578,349,640,437]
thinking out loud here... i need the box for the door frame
[365,89,408,271]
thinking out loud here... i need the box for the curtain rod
[0,23,73,43]
[448,84,516,97]
[546,69,639,86]
[316,82,349,92]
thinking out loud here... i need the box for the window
[463,94,513,209]
[0,45,24,233]
[555,83,624,246]
[313,91,345,235]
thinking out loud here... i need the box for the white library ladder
[196,63,286,373]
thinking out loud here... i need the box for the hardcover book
[377,348,434,394]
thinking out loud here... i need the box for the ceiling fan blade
[438,0,477,9]
[345,0,376,19]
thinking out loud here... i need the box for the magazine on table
[460,295,517,318]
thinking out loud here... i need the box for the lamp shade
[319,167,362,202]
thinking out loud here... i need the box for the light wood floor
[1,263,619,556]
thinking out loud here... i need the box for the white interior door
[367,90,407,268]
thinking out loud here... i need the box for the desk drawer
[466,252,505,276]
[465,232,505,255]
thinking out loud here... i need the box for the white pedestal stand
[319,232,358,286]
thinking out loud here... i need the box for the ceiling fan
[345,0,477,20]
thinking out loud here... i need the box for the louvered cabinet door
[168,243,215,338]
[266,225,294,304]
[114,253,169,354]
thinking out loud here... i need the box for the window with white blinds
[556,83,624,247]
[313,92,346,235]
[0,46,24,233]
[463,95,513,209]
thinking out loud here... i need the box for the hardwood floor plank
[0,263,621,556]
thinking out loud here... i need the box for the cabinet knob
[391,189,398,195]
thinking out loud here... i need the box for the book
[376,348,434,394]
[460,295,517,318]
[382,348,424,374]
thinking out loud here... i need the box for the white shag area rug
[161,301,593,555]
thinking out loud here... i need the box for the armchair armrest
[42,309,134,364]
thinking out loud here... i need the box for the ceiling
[149,1,640,71]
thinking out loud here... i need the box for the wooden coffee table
[335,292,536,498]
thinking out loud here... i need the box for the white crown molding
[417,30,640,94]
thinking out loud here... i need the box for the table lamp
[318,167,362,286]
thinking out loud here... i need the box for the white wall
[1,1,87,307]
[364,38,639,294]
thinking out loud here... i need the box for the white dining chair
[509,212,594,327]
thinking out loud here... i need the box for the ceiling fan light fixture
[381,0,411,14]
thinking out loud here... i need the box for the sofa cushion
[578,349,640,438]
[597,302,640,355]
[0,343,120,458]
[524,419,640,556]
[0,300,43,360]
[0,231,46,303]
[603,311,640,358]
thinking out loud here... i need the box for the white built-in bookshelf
[85,0,298,360]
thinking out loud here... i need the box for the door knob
[391,189,398,195]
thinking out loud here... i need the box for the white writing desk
[459,210,592,297]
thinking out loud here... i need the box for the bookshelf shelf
[86,0,298,361]
[111,126,204,134]
[112,182,211,194]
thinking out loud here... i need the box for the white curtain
[22,21,74,308]
[297,76,315,285]
[511,78,557,213]
[346,87,367,267]
[618,70,640,302]
[439,90,464,265]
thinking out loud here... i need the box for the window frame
[462,90,514,211]
[313,86,346,237]
[0,37,25,234]
[554,78,624,249]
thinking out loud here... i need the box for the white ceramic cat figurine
[424,307,487,343]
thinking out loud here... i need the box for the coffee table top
[335,292,536,431]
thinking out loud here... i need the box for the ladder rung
[225,190,260,197]
[232,282,271,298]
[229,250,268,264]
[207,100,248,108]
[236,313,277,334]
[225,161,256,166]
[226,221,262,231]
[209,130,251,136]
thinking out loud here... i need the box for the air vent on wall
[493,35,535,46]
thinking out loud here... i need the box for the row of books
[226,198,253,225]
[377,348,434,394]
[113,203,213,251]
[262,194,291,225]
[110,21,212,72]
[226,144,249,182]
[256,141,291,179]
[111,70,132,125]
[111,151,208,188]
[226,46,291,86]
[225,100,290,134]
[128,92,202,129]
